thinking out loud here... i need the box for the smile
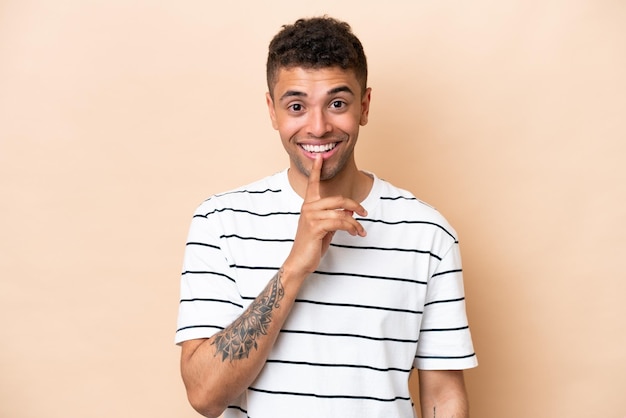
[300,143,338,153]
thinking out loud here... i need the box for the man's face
[266,67,371,182]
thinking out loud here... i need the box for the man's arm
[180,155,368,418]
[418,370,469,418]
[180,266,303,418]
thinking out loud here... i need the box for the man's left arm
[418,369,469,418]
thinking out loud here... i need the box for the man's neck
[288,164,373,203]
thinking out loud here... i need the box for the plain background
[1,1,625,417]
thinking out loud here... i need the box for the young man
[176,16,477,418]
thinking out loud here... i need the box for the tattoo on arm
[212,268,285,362]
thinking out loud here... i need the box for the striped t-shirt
[176,169,477,418]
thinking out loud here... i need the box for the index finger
[305,153,323,202]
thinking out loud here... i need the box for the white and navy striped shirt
[176,169,477,418]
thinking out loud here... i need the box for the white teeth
[301,143,337,153]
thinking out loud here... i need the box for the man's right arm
[179,155,368,417]
[180,265,305,418]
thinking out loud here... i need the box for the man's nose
[306,108,332,138]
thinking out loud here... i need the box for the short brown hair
[266,16,368,98]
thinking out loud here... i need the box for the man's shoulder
[373,176,457,238]
[374,177,437,213]
[193,170,289,215]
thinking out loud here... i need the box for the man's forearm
[212,269,285,361]
[181,267,303,417]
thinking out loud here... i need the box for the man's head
[266,16,368,99]
[265,16,372,189]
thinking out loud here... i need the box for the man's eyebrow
[279,90,306,101]
[279,86,355,102]
[327,85,355,96]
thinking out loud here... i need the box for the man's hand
[284,154,368,278]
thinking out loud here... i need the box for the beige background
[1,1,625,417]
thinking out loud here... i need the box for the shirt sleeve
[414,241,478,370]
[175,209,243,345]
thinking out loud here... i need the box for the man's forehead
[273,66,360,96]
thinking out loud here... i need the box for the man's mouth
[300,142,338,153]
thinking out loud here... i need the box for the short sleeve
[175,210,243,344]
[414,242,478,370]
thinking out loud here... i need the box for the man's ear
[266,92,278,130]
[359,87,372,126]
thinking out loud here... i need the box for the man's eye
[289,103,303,112]
[330,100,345,109]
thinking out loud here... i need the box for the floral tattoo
[212,269,285,361]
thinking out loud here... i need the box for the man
[176,16,477,418]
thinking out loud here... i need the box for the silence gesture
[283,154,368,280]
